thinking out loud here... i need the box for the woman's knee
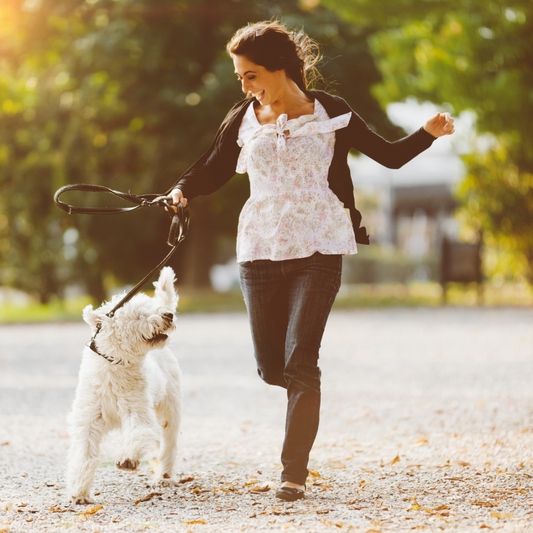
[257,367,287,389]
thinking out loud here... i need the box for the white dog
[66,266,182,505]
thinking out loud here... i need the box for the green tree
[0,0,401,302]
[322,0,533,282]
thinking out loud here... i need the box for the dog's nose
[163,312,174,322]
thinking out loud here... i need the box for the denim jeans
[239,252,342,485]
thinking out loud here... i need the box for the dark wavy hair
[226,21,322,91]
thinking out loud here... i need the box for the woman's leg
[239,259,289,389]
[239,253,342,486]
[280,253,342,485]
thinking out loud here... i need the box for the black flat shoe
[275,486,305,501]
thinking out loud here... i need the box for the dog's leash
[54,184,190,363]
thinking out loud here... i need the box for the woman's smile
[253,89,265,102]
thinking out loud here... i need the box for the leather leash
[54,184,190,363]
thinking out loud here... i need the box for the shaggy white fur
[66,267,182,505]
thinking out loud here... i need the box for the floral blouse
[235,99,357,263]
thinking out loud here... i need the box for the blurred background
[0,0,531,321]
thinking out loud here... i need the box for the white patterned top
[235,99,357,262]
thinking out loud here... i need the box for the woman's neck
[255,82,314,124]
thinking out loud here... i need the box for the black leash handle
[54,183,160,215]
[54,183,190,319]
[54,183,190,246]
[167,201,190,246]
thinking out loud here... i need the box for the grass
[0,295,93,324]
[336,281,533,308]
[0,282,531,324]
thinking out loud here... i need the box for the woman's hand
[169,188,187,212]
[423,112,455,138]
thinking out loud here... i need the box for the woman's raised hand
[423,112,455,138]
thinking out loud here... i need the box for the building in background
[349,101,472,257]
[349,139,464,257]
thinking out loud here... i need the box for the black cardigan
[168,90,436,245]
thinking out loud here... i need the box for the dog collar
[87,323,124,365]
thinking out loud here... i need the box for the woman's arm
[347,110,454,169]
[166,99,251,209]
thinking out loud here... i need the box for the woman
[168,21,454,501]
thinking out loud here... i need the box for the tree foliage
[0,0,400,302]
[322,0,533,282]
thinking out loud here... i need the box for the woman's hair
[226,21,322,91]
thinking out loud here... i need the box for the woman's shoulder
[224,97,255,120]
[216,97,255,142]
[306,90,352,112]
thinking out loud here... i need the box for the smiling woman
[166,19,454,502]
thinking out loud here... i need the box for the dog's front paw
[70,495,94,505]
[152,473,178,487]
[116,458,140,471]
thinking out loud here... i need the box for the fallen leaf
[178,476,195,484]
[480,526,492,529]
[134,492,163,505]
[183,519,206,524]
[0,442,8,446]
[309,470,322,479]
[407,495,421,511]
[471,500,498,508]
[248,482,272,493]
[78,505,103,520]
[0,528,9,533]
[391,455,400,466]
[457,461,470,467]
[414,438,428,445]
[490,512,515,519]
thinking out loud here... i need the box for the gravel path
[1,308,532,532]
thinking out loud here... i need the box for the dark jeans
[239,252,342,485]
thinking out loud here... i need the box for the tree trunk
[180,196,215,288]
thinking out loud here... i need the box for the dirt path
[1,308,532,531]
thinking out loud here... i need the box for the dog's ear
[82,305,101,330]
[154,267,178,308]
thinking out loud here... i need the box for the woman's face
[232,54,287,106]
